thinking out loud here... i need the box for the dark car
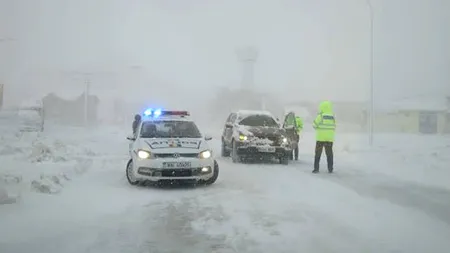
[221,110,291,164]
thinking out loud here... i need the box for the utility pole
[365,0,375,146]
[0,83,3,110]
[84,77,91,127]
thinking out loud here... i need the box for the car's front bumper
[236,141,290,158]
[132,157,215,181]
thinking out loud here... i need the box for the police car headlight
[137,150,151,159]
[199,150,212,159]
[282,137,288,143]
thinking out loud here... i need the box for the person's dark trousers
[293,134,299,160]
[294,144,299,160]
[313,141,333,173]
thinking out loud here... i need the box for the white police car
[126,109,219,186]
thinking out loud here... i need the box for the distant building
[376,96,450,134]
[42,92,99,126]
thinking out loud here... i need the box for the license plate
[258,146,276,153]
[163,162,192,168]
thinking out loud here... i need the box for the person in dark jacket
[132,114,142,135]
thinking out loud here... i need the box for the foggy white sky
[1,0,449,106]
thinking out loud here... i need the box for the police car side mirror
[225,123,233,128]
[204,135,213,141]
[126,135,136,141]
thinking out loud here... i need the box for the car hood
[138,138,206,152]
[240,126,285,137]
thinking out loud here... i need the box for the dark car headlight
[278,136,289,145]
[238,132,254,141]
[239,134,248,141]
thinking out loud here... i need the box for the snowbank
[314,133,450,190]
[0,127,103,204]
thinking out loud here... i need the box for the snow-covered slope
[0,125,126,203]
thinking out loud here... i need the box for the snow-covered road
[1,126,450,253]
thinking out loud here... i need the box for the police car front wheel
[126,160,140,185]
[200,160,219,185]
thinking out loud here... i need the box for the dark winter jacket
[132,120,141,134]
[132,114,142,134]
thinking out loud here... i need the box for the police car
[126,109,219,186]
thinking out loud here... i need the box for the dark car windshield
[238,115,279,127]
[140,120,202,138]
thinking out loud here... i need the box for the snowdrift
[0,130,97,204]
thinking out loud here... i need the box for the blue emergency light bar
[143,108,189,117]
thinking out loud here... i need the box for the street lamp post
[366,0,374,146]
[83,76,91,127]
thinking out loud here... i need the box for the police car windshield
[140,120,202,138]
[238,115,278,127]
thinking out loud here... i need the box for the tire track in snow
[216,156,450,253]
[285,147,450,225]
[305,167,450,225]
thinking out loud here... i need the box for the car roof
[236,110,274,117]
[141,116,192,123]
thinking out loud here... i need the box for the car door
[222,113,232,140]
[129,123,141,156]
[223,113,236,146]
[282,112,298,146]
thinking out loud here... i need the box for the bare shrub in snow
[0,174,22,184]
[38,174,63,186]
[29,141,53,162]
[28,140,68,162]
[31,177,62,194]
[60,173,71,181]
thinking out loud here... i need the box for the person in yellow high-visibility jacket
[295,116,303,134]
[312,101,336,173]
